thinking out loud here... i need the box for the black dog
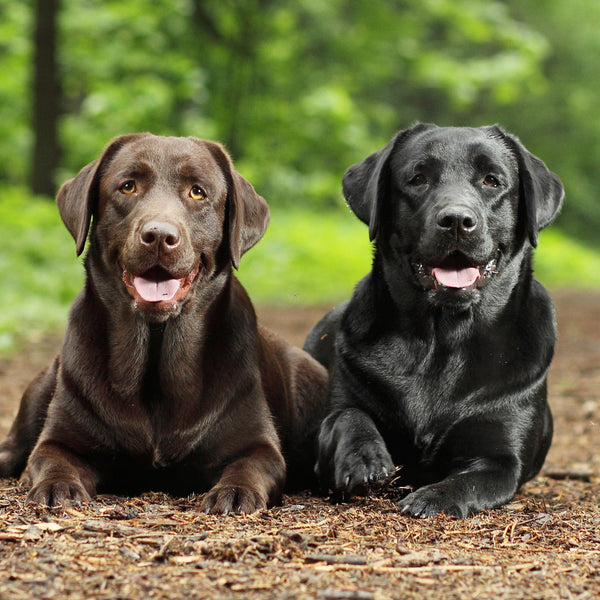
[0,134,328,513]
[304,124,563,518]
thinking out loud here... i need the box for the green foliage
[465,0,600,243]
[237,207,372,305]
[1,0,598,239]
[0,2,31,183]
[57,0,208,177]
[0,186,83,354]
[0,0,556,206]
[534,229,600,289]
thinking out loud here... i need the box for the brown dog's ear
[503,132,564,247]
[56,134,148,256]
[56,160,100,256]
[200,139,270,269]
[343,123,437,241]
[227,169,270,269]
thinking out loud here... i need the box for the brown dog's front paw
[0,448,22,479]
[201,485,267,515]
[26,479,92,508]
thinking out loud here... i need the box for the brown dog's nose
[140,221,181,253]
[436,206,479,237]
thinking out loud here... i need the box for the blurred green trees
[0,0,599,242]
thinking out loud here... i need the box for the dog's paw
[0,449,19,478]
[201,485,267,515]
[334,441,395,494]
[26,479,91,507]
[397,484,465,518]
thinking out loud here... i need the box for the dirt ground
[0,290,599,600]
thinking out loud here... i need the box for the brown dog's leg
[201,443,285,514]
[26,440,98,507]
[0,358,59,478]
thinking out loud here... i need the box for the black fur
[304,124,563,518]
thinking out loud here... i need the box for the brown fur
[0,134,328,513]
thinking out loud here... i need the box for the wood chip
[306,553,368,565]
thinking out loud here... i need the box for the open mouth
[122,265,199,309]
[414,250,499,291]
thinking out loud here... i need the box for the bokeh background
[1,0,599,354]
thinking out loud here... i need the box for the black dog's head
[343,124,564,311]
[56,134,269,321]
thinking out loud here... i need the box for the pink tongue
[133,276,181,302]
[432,267,480,289]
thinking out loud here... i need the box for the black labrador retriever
[0,134,328,513]
[304,123,564,518]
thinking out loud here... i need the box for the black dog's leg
[397,416,531,518]
[397,456,520,518]
[317,407,395,494]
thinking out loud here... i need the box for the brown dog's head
[57,134,269,320]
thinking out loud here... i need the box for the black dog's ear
[201,140,270,269]
[56,134,147,256]
[342,123,437,241]
[503,133,564,247]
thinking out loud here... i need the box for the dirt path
[0,291,599,600]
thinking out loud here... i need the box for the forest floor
[0,290,599,600]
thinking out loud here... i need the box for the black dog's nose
[436,206,479,237]
[140,221,181,252]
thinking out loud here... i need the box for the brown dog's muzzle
[121,217,199,314]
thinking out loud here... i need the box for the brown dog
[0,134,328,513]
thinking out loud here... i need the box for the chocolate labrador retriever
[304,124,564,518]
[0,134,327,513]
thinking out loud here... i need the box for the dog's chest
[106,355,211,466]
[362,335,479,442]
[108,388,217,470]
[364,327,530,464]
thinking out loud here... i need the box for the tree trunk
[31,0,61,197]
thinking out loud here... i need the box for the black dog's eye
[483,175,500,188]
[189,185,207,201]
[409,174,427,186]
[120,181,136,194]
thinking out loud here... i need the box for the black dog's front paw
[397,484,465,518]
[317,408,394,496]
[334,440,395,494]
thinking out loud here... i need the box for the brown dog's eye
[189,185,207,201]
[483,175,500,188]
[120,181,136,194]
[409,174,427,186]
